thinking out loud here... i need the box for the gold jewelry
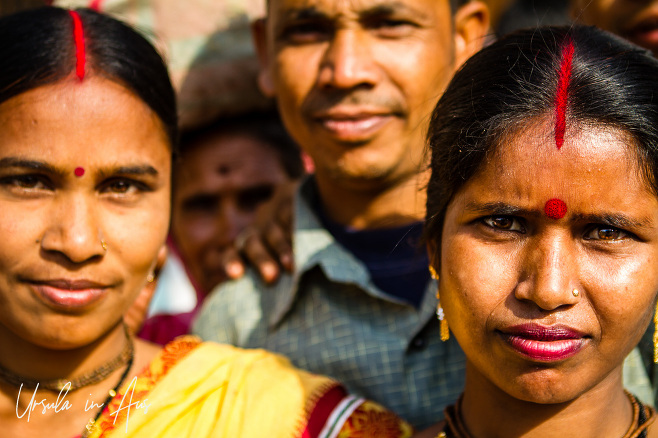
[0,324,133,391]
[430,266,449,341]
[572,288,579,297]
[146,273,155,283]
[436,291,450,342]
[101,240,107,251]
[81,335,135,438]
[654,300,658,363]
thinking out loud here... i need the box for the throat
[457,364,635,438]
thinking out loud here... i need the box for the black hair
[425,25,658,250]
[0,7,178,149]
[179,111,304,180]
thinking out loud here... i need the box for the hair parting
[554,36,574,149]
[68,10,86,80]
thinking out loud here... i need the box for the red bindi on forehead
[544,198,567,220]
[74,167,85,177]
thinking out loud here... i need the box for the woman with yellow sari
[0,7,412,438]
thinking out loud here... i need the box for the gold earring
[146,273,155,283]
[101,240,107,251]
[653,300,658,363]
[429,266,449,341]
[436,292,449,342]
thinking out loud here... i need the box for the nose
[515,232,580,310]
[40,195,105,263]
[317,29,381,90]
[212,203,254,248]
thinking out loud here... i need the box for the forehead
[268,0,447,20]
[468,119,655,210]
[174,133,288,189]
[0,77,169,161]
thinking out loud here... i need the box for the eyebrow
[0,157,66,177]
[97,165,159,179]
[463,202,541,218]
[571,213,653,230]
[0,158,158,179]
[359,1,428,20]
[463,201,653,229]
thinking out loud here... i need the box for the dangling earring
[653,300,658,363]
[429,266,449,342]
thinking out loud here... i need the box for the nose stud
[101,240,107,251]
[572,288,579,297]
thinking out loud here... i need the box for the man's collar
[268,177,436,328]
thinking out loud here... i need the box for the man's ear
[252,18,276,97]
[453,1,491,69]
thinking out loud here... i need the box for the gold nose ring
[101,240,107,251]
[572,289,579,297]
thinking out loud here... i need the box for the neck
[314,167,429,229]
[0,321,126,386]
[460,362,632,438]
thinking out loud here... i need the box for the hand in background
[223,179,297,284]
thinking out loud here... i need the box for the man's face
[256,0,487,191]
[171,132,292,292]
[573,0,658,55]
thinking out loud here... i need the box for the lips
[312,109,396,143]
[29,279,110,311]
[499,323,587,362]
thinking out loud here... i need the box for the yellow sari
[87,337,412,438]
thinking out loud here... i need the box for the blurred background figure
[494,0,570,36]
[571,0,658,56]
[139,111,304,345]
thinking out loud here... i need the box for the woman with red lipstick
[419,26,658,437]
[0,7,412,438]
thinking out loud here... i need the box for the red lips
[500,323,587,362]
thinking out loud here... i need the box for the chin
[504,372,589,405]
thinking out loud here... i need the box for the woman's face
[437,118,658,403]
[0,77,171,350]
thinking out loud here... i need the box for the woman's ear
[453,1,491,70]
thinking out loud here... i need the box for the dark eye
[238,186,275,212]
[364,17,417,37]
[0,174,50,190]
[482,216,525,232]
[280,22,332,44]
[182,194,218,214]
[584,226,628,241]
[100,178,149,196]
[105,180,133,194]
